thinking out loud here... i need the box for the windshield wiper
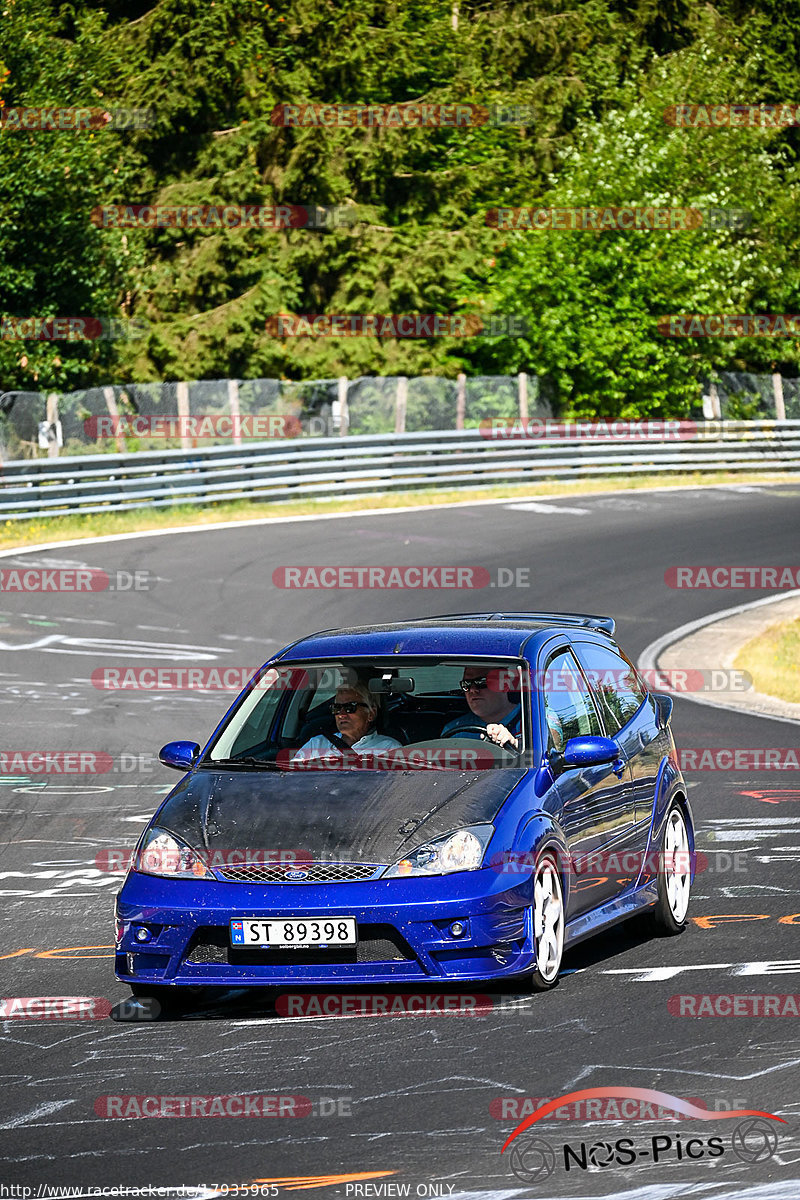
[203,756,278,769]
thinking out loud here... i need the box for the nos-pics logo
[501,1087,782,1184]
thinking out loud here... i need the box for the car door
[573,639,660,894]
[537,645,629,917]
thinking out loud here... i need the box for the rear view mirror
[369,675,415,694]
[159,740,200,771]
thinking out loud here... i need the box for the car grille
[185,923,413,966]
[216,861,384,883]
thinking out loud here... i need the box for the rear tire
[652,802,692,934]
[529,852,565,991]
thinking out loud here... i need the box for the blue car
[115,612,694,1003]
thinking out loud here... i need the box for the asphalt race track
[1,481,799,1198]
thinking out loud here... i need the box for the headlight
[382,824,494,878]
[135,828,214,880]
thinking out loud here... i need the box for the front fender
[493,812,571,906]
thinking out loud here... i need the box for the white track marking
[0,1099,76,1129]
[505,501,591,515]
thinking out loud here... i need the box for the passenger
[292,682,402,761]
[442,666,522,750]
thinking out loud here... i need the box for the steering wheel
[450,722,522,756]
[450,723,491,740]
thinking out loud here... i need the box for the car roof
[273,612,616,663]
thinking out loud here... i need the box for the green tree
[467,19,800,417]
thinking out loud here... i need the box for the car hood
[155,766,526,865]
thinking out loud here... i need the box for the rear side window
[576,642,648,734]
[542,649,602,752]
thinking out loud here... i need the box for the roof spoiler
[489,612,616,635]
[423,611,616,635]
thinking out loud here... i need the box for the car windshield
[205,658,529,770]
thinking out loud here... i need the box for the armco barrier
[0,424,799,520]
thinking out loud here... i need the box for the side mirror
[559,735,620,769]
[653,692,673,729]
[159,740,200,771]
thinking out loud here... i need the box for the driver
[441,666,522,750]
[291,683,402,762]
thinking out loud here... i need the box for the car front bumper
[115,866,537,988]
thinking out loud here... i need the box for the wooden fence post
[45,393,60,457]
[103,386,126,453]
[338,376,349,436]
[176,381,192,450]
[456,373,466,430]
[518,372,528,423]
[395,377,408,434]
[227,378,242,445]
[709,382,721,419]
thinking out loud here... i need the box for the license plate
[230,917,358,947]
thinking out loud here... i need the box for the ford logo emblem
[285,869,309,880]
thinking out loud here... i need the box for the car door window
[542,649,602,751]
[576,643,648,734]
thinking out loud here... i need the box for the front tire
[652,802,692,934]
[530,852,565,991]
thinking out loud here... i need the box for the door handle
[612,758,626,778]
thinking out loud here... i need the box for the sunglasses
[331,701,368,714]
[459,676,489,692]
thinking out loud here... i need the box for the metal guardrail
[1,423,799,520]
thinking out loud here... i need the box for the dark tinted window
[576,643,648,734]
[542,649,602,751]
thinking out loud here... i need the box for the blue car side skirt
[564,878,659,949]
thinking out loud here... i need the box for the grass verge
[734,617,800,705]
[0,470,796,552]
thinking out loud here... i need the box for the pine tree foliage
[1,0,799,416]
